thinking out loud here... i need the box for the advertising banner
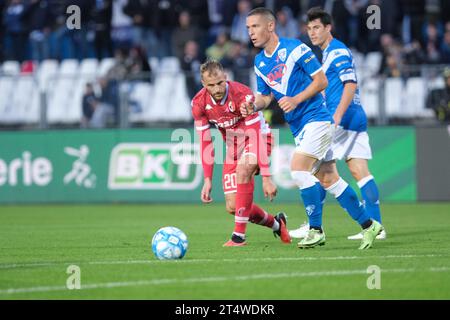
[0,127,417,204]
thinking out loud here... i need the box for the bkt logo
[267,63,286,86]
[108,143,202,190]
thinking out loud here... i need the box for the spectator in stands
[123,0,159,59]
[154,0,179,58]
[206,31,232,61]
[26,0,55,62]
[180,40,203,99]
[172,10,204,61]
[81,82,98,128]
[220,40,253,85]
[95,77,119,128]
[423,22,442,63]
[51,0,93,60]
[275,6,299,39]
[0,0,5,62]
[2,0,28,62]
[440,29,450,63]
[93,0,113,60]
[426,67,450,123]
[206,0,237,44]
[127,46,152,83]
[230,0,252,44]
[110,0,133,50]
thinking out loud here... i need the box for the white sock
[272,220,280,231]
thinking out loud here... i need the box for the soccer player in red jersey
[191,59,291,246]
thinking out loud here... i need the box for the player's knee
[236,163,258,184]
[316,162,339,188]
[348,160,370,181]
[291,171,317,189]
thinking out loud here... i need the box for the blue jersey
[322,38,367,132]
[254,37,331,136]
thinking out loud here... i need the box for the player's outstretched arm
[279,70,328,113]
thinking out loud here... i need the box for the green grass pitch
[0,202,449,299]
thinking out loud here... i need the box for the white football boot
[289,221,310,239]
[348,227,386,240]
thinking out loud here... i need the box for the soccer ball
[151,227,188,260]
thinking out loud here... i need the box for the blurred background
[0,0,449,129]
[0,0,449,204]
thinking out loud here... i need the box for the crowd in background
[1,0,450,126]
[1,0,450,70]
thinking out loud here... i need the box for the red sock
[249,204,275,228]
[234,181,254,237]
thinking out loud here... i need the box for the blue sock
[327,178,371,227]
[359,177,381,223]
[299,184,323,229]
[317,182,327,207]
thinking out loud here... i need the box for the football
[151,227,189,260]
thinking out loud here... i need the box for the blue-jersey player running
[289,7,385,241]
[242,7,382,249]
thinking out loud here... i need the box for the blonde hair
[200,59,224,78]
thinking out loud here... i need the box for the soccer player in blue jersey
[289,7,385,241]
[243,7,382,249]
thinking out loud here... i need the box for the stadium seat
[1,60,20,75]
[11,76,40,124]
[160,57,181,73]
[360,78,380,118]
[384,78,404,118]
[406,77,434,118]
[98,58,115,77]
[148,57,159,72]
[149,73,175,121]
[128,82,154,123]
[364,52,382,76]
[352,51,364,69]
[37,59,59,91]
[47,59,79,124]
[170,73,192,122]
[0,76,17,124]
[79,59,99,76]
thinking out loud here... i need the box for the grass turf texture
[0,203,449,299]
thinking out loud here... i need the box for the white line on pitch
[0,254,448,270]
[1,266,450,295]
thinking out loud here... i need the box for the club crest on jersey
[267,63,287,86]
[205,104,212,111]
[228,101,235,113]
[278,48,287,62]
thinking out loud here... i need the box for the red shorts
[222,133,272,194]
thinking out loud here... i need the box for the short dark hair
[306,7,333,26]
[247,7,276,22]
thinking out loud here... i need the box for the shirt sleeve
[333,54,357,84]
[293,43,323,77]
[254,65,271,96]
[191,100,214,179]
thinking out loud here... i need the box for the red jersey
[191,81,271,179]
